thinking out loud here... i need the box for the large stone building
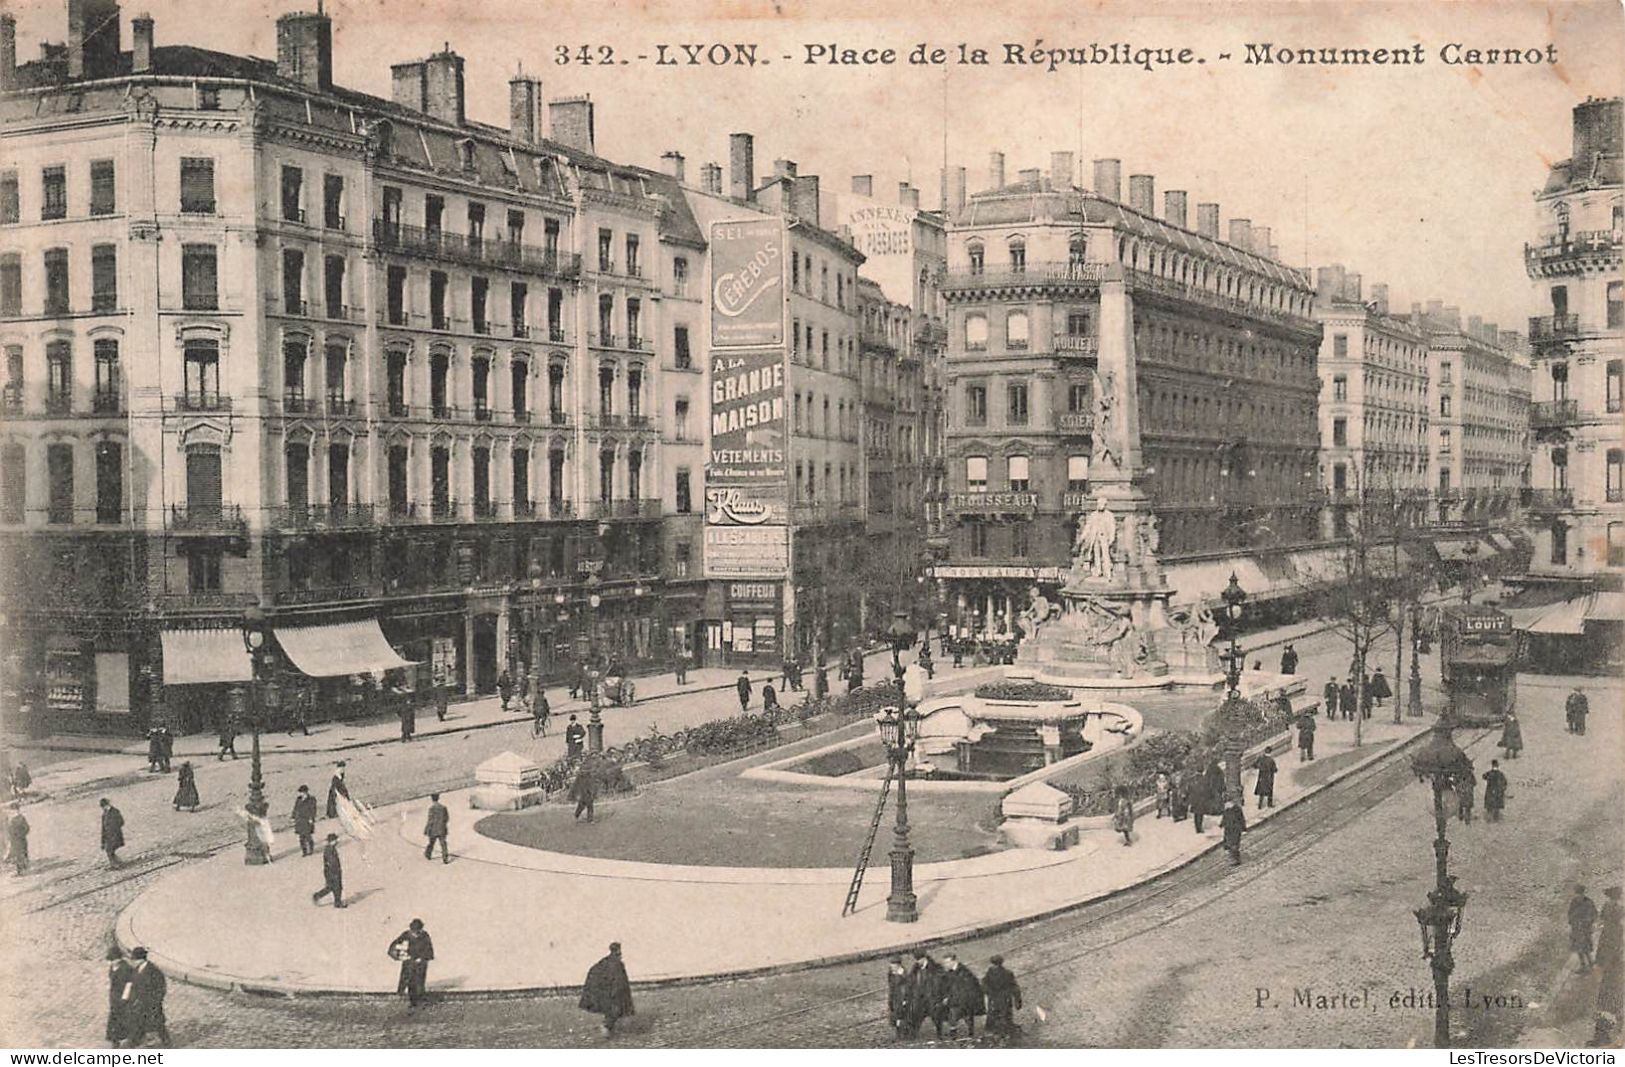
[1511,95,1623,661]
[935,153,1323,634]
[0,2,696,733]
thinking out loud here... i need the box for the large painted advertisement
[710,218,785,348]
[834,191,916,307]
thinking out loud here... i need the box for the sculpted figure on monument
[1076,499,1118,581]
[1020,585,1059,641]
[1095,370,1120,473]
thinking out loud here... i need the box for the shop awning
[1586,591,1624,623]
[1508,596,1589,635]
[274,619,417,677]
[1434,538,1490,562]
[161,628,253,685]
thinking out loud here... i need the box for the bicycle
[530,700,552,739]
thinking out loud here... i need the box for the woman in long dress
[172,762,199,812]
[1499,711,1524,759]
[333,790,378,843]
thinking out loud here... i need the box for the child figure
[1154,770,1172,819]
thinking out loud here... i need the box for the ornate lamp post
[875,667,924,922]
[1410,713,1474,1048]
[1408,606,1425,718]
[886,610,916,675]
[1220,572,1248,697]
[1217,573,1251,802]
[240,600,271,865]
[525,561,544,709]
[585,573,604,753]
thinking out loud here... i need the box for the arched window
[1007,237,1026,273]
[966,242,985,276]
[1068,236,1087,274]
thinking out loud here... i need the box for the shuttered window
[92,244,117,312]
[181,244,217,310]
[89,160,116,216]
[179,158,215,213]
[186,446,223,513]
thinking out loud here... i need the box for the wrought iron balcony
[512,500,537,518]
[45,392,73,415]
[1528,314,1581,344]
[1521,488,1574,511]
[430,498,459,522]
[1530,398,1580,428]
[283,394,318,415]
[547,499,575,520]
[1524,230,1622,269]
[472,499,501,520]
[325,396,356,417]
[169,503,246,534]
[91,392,121,414]
[547,410,570,427]
[371,220,582,278]
[173,392,231,413]
[272,503,376,530]
[940,261,1106,293]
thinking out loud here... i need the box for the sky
[8,0,1623,322]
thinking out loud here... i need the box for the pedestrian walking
[674,651,688,686]
[1202,759,1226,811]
[1253,750,1278,808]
[1186,763,1212,834]
[570,762,599,822]
[762,682,779,713]
[1111,785,1135,846]
[886,956,914,1040]
[145,728,165,773]
[918,646,934,680]
[388,919,435,1008]
[1500,711,1524,759]
[531,690,551,737]
[1482,760,1509,821]
[1279,644,1299,675]
[216,715,239,760]
[1592,888,1624,1046]
[736,671,752,712]
[1340,679,1356,722]
[1297,708,1317,762]
[1220,799,1247,865]
[434,677,448,723]
[172,762,199,813]
[9,761,31,799]
[564,715,586,760]
[292,785,318,856]
[908,951,947,1039]
[5,803,29,874]
[287,691,311,735]
[1154,770,1172,819]
[398,699,416,743]
[1323,679,1339,720]
[498,669,513,712]
[781,657,795,691]
[423,793,450,863]
[981,955,1022,1039]
[1169,768,1190,822]
[940,954,985,1038]
[1567,686,1590,735]
[579,942,635,1037]
[952,639,965,669]
[1570,885,1599,972]
[1456,771,1476,823]
[122,948,171,1048]
[326,761,350,819]
[105,947,132,1048]
[99,798,125,868]
[312,833,345,907]
[814,663,829,699]
[1369,667,1391,707]
[1359,682,1373,720]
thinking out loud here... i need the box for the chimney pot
[1,13,18,91]
[1341,271,1361,302]
[68,0,122,80]
[422,50,466,126]
[1017,167,1041,186]
[1092,159,1122,201]
[1196,203,1220,238]
[700,162,723,195]
[661,151,686,182]
[729,133,756,202]
[1228,218,1253,250]
[774,159,798,181]
[508,73,542,144]
[793,175,822,223]
[953,166,967,214]
[1050,151,1075,188]
[131,13,153,74]
[898,183,919,210]
[1128,174,1155,215]
[1371,283,1389,315]
[1164,190,1189,229]
[988,151,1005,190]
[1254,225,1273,257]
[277,9,334,92]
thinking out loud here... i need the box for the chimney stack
[276,9,333,91]
[988,151,1005,190]
[1017,167,1041,186]
[508,73,542,144]
[1196,203,1220,238]
[1572,97,1624,170]
[1164,190,1188,229]
[700,162,723,195]
[1468,314,1483,338]
[68,0,121,80]
[2,13,18,90]
[1128,174,1155,215]
[1050,151,1075,188]
[548,96,595,152]
[1341,272,1362,301]
[793,175,821,223]
[852,175,874,197]
[661,151,686,182]
[1371,283,1389,315]
[1228,218,1253,250]
[898,182,919,210]
[423,49,466,126]
[773,159,798,182]
[1092,159,1121,201]
[952,166,967,214]
[1316,265,1345,299]
[131,12,153,74]
[1485,321,1498,341]
[730,133,756,202]
[1254,225,1273,257]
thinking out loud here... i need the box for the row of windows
[963,454,1090,492]
[1,160,120,223]
[1,244,123,317]
[789,317,859,376]
[2,338,123,413]
[792,459,863,505]
[790,248,857,311]
[0,440,124,525]
[791,391,860,440]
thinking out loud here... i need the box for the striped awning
[274,619,416,678]
[1586,591,1623,623]
[1507,596,1589,635]
[161,628,253,686]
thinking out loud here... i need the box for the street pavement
[5,614,1610,1048]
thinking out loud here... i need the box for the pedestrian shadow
[342,887,383,906]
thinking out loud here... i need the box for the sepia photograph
[0,0,1621,1051]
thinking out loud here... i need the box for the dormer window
[459,140,477,172]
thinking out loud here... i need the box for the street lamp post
[585,574,604,753]
[526,562,544,712]
[1220,571,1248,698]
[875,667,924,923]
[886,610,915,677]
[1410,713,1474,1048]
[1218,573,1250,802]
[1408,607,1425,718]
[240,600,271,865]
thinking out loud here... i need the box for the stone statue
[1076,499,1118,580]
[1194,605,1219,647]
[1095,370,1120,472]
[1020,585,1059,641]
[1138,514,1161,559]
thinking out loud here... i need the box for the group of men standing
[1320,670,1391,722]
[887,950,1022,1042]
[104,946,169,1048]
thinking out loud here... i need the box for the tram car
[1438,604,1517,725]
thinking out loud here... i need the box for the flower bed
[972,680,1074,702]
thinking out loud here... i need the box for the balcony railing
[1530,398,1580,427]
[547,499,575,520]
[547,410,570,427]
[940,261,1106,293]
[45,393,73,415]
[272,503,376,530]
[590,412,625,429]
[512,409,532,424]
[625,414,654,431]
[472,499,501,520]
[430,498,459,522]
[91,392,121,414]
[513,323,531,339]
[387,501,419,522]
[474,403,494,422]
[325,397,357,417]
[1524,230,1622,267]
[272,585,375,607]
[283,394,317,415]
[169,503,246,534]
[589,332,620,349]
[1521,488,1574,511]
[1,386,22,413]
[512,500,536,518]
[1528,314,1581,343]
[371,220,582,278]
[173,392,232,413]
[588,498,662,520]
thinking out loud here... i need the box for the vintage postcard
[0,0,1621,1052]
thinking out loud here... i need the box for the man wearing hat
[565,715,586,760]
[1569,885,1599,972]
[1220,799,1247,865]
[104,946,132,1047]
[292,785,318,857]
[981,954,1022,1038]
[1594,888,1623,1046]
[5,802,29,875]
[388,919,435,1008]
[312,833,345,907]
[99,798,125,868]
[580,942,635,1037]
[885,956,913,1040]
[1566,686,1590,735]
[123,947,171,1048]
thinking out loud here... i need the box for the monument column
[1092,266,1145,502]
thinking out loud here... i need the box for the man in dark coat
[1323,679,1339,720]
[907,951,947,1038]
[564,715,586,760]
[292,786,318,857]
[580,942,635,1036]
[762,683,779,713]
[1570,885,1599,972]
[1567,687,1590,735]
[423,793,450,863]
[434,678,449,723]
[981,954,1022,1038]
[1297,708,1317,762]
[145,728,165,773]
[1593,888,1624,1046]
[217,715,239,760]
[105,947,132,1047]
[312,833,345,907]
[1186,764,1212,834]
[398,698,416,743]
[1202,760,1226,812]
[1369,668,1392,707]
[326,762,350,819]
[123,948,170,1047]
[5,804,29,874]
[497,669,513,712]
[1220,799,1247,864]
[1253,750,1278,808]
[570,762,599,822]
[736,671,752,711]
[1482,759,1509,822]
[940,954,985,1038]
[1340,679,1357,722]
[389,919,435,1008]
[1279,644,1298,675]
[886,957,914,1039]
[99,798,125,868]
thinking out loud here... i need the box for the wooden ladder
[842,763,894,917]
